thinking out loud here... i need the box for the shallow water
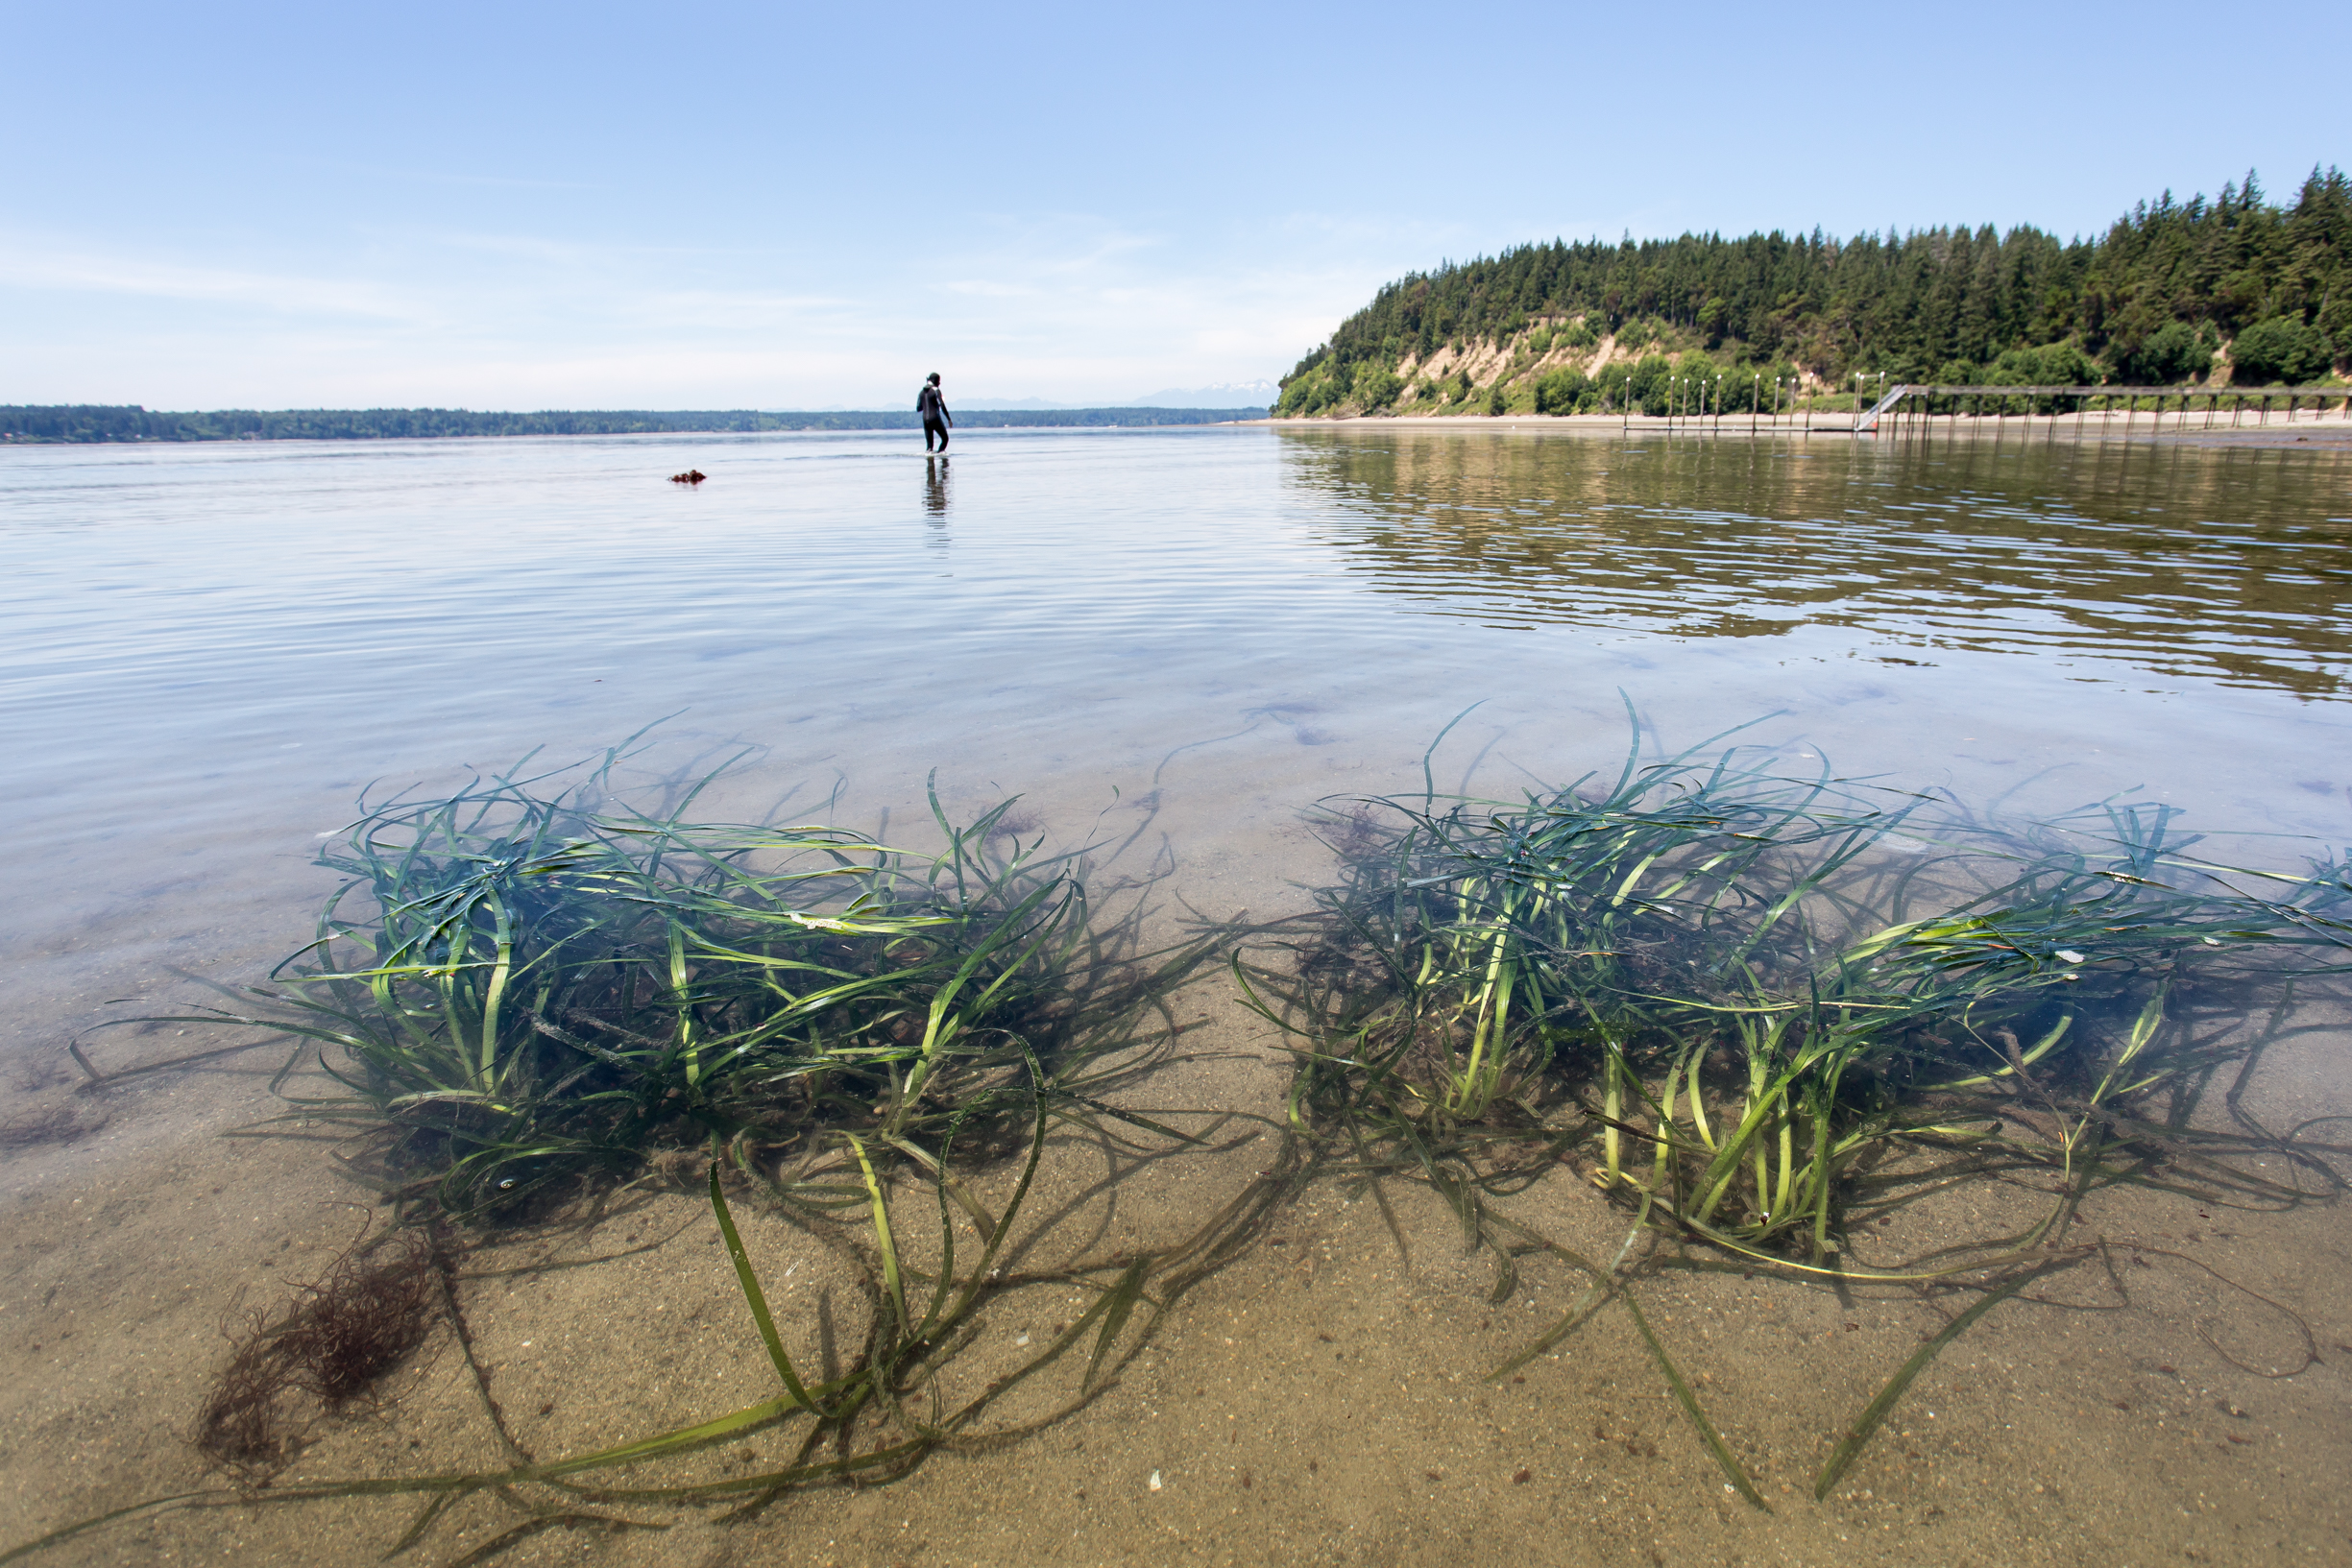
[4,424,2350,1564]
[6,426,2349,1025]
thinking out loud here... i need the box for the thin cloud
[0,234,429,323]
[0,205,1340,407]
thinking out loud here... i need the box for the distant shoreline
[0,405,1270,445]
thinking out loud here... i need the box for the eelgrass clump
[169,754,1128,1218]
[1249,718,2351,1263]
[12,754,1282,1563]
[1238,714,2351,1501]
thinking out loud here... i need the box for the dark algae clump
[197,1229,441,1477]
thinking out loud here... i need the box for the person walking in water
[917,373,952,452]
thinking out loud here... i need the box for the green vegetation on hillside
[1278,168,2349,417]
[0,405,1267,444]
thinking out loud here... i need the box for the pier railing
[1846,382,2349,433]
[1628,379,2348,435]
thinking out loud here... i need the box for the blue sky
[4,1,2343,410]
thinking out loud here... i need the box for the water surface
[3,423,2349,1563]
[6,425,2350,1039]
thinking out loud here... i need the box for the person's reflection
[923,455,950,536]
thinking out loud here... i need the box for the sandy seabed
[6,850,2349,1568]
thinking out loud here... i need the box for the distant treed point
[1275,167,2349,419]
[0,406,1270,444]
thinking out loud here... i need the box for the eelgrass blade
[441,1511,667,1568]
[929,1047,1056,1331]
[910,1129,963,1339]
[387,1484,477,1557]
[1487,1277,1612,1380]
[598,1434,932,1503]
[885,1133,995,1241]
[66,1023,299,1083]
[0,1491,236,1566]
[1484,1199,1639,1380]
[1420,700,1488,806]
[1083,1258,1150,1392]
[1486,1246,1519,1306]
[538,1393,806,1477]
[1620,1290,1771,1511]
[844,1136,909,1341]
[1812,1261,2060,1500]
[1061,1096,1215,1146]
[706,1165,820,1413]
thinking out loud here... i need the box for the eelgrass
[30,725,2352,1556]
[1237,708,2352,1502]
[102,746,1204,1220]
[17,750,1286,1562]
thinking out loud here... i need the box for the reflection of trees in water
[1279,430,2352,700]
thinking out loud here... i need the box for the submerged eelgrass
[146,753,1167,1218]
[16,754,1284,1562]
[1239,712,2352,1501]
[32,730,2352,1555]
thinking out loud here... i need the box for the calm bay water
[4,424,2350,1060]
[6,423,2352,1565]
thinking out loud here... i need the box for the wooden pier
[1831,382,2350,436]
[1610,375,2349,437]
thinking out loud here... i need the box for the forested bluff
[1275,168,2350,419]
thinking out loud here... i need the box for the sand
[6,914,2348,1568]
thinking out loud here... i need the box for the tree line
[1276,167,2348,417]
[0,405,1269,443]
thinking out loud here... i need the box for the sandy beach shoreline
[1252,408,2352,441]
